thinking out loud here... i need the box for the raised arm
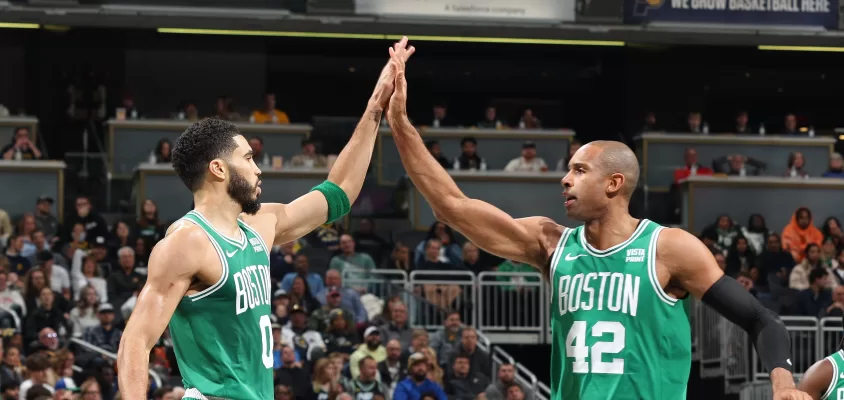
[659,228,809,400]
[117,225,204,400]
[254,38,415,246]
[385,49,560,268]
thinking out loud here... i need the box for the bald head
[587,141,639,199]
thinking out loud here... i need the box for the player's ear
[606,172,625,196]
[208,159,227,181]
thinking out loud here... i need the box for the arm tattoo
[371,109,383,123]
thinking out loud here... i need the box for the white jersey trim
[549,228,573,281]
[189,210,248,250]
[580,219,650,258]
[183,388,209,400]
[647,226,677,306]
[239,219,271,262]
[823,354,840,400]
[188,224,231,301]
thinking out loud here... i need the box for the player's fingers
[398,36,408,49]
[407,46,416,58]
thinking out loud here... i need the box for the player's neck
[193,190,243,238]
[582,208,640,251]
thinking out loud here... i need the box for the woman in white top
[69,286,100,337]
[73,256,107,303]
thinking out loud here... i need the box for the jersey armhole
[547,228,573,281]
[823,357,839,400]
[187,226,230,302]
[647,226,677,307]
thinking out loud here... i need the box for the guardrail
[70,337,162,388]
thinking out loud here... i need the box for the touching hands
[371,36,415,110]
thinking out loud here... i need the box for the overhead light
[758,45,844,53]
[0,22,39,29]
[839,134,844,140]
[157,28,625,47]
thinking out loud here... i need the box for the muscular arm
[116,226,203,399]
[659,228,798,394]
[799,359,833,400]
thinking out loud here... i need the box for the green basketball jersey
[169,210,274,400]
[821,350,844,399]
[549,220,691,400]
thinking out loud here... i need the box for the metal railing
[70,337,162,388]
[477,272,545,337]
[409,270,476,330]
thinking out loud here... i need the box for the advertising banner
[625,0,838,28]
[356,0,575,22]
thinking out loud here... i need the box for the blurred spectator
[431,105,450,128]
[31,326,59,357]
[30,232,49,258]
[73,256,107,303]
[725,236,755,278]
[79,303,121,366]
[282,304,325,362]
[64,197,107,244]
[350,327,386,379]
[311,358,342,400]
[790,244,827,291]
[711,154,766,176]
[251,93,290,124]
[783,113,798,135]
[343,356,389,400]
[414,223,462,267]
[685,112,702,133]
[121,94,141,119]
[181,102,199,122]
[426,141,451,170]
[79,379,102,400]
[518,109,541,130]
[69,286,100,337]
[0,270,25,317]
[785,152,808,178]
[0,345,24,384]
[53,349,76,390]
[62,224,89,265]
[5,236,31,276]
[379,302,412,350]
[33,197,58,242]
[781,207,823,263]
[453,137,482,171]
[269,242,296,284]
[673,148,713,184]
[107,222,133,263]
[462,243,492,275]
[1,127,41,160]
[821,237,839,269]
[714,253,727,271]
[248,136,268,166]
[734,111,750,134]
[792,268,832,317]
[23,268,69,316]
[641,112,658,132]
[503,142,547,173]
[555,139,581,172]
[1,380,19,400]
[430,311,463,365]
[393,352,447,400]
[289,276,321,314]
[822,217,843,250]
[445,329,490,379]
[444,353,489,400]
[213,96,242,121]
[371,296,403,327]
[307,223,342,253]
[383,242,413,273]
[16,215,38,261]
[275,346,309,400]
[404,329,435,361]
[353,219,390,266]
[822,153,844,178]
[153,139,172,164]
[281,255,325,298]
[378,339,406,390]
[506,384,526,400]
[822,286,844,318]
[321,309,359,354]
[18,353,53,399]
[107,247,145,310]
[740,214,769,255]
[290,139,327,169]
[330,235,376,279]
[316,271,367,325]
[135,199,165,245]
[495,260,540,291]
[485,363,533,400]
[758,233,795,294]
[477,107,502,129]
[36,252,69,300]
[833,248,844,287]
[272,289,291,325]
[0,209,12,248]
[700,215,740,253]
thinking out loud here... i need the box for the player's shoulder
[155,220,214,260]
[799,356,836,399]
[654,227,711,261]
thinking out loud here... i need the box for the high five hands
[371,36,415,111]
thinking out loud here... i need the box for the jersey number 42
[565,321,625,374]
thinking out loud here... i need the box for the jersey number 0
[259,315,274,369]
[565,321,625,374]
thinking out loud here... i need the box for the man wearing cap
[33,197,58,241]
[393,352,447,400]
[350,326,387,379]
[79,303,121,368]
[18,353,53,400]
[54,377,78,399]
[281,304,325,362]
[503,141,547,173]
[309,286,355,333]
[317,270,368,325]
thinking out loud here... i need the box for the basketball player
[383,49,808,399]
[116,38,415,400]
[797,319,844,400]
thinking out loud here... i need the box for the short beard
[227,166,261,215]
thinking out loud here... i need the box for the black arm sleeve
[701,275,793,373]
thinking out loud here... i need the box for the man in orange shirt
[251,93,290,124]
